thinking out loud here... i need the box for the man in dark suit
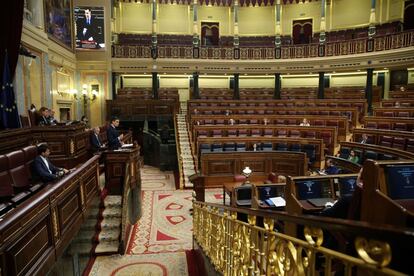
[360,134,369,144]
[37,107,51,126]
[107,116,123,149]
[76,8,100,47]
[90,126,106,152]
[33,144,69,182]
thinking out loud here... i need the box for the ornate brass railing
[193,201,413,275]
[112,31,414,60]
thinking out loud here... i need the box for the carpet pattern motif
[89,252,188,276]
[88,166,224,275]
[127,188,224,255]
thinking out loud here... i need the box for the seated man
[33,144,69,182]
[90,127,106,152]
[37,107,51,126]
[320,159,340,175]
[48,109,58,125]
[360,134,369,144]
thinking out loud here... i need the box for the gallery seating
[0,146,43,215]
[373,107,414,117]
[192,125,337,154]
[196,136,324,168]
[338,142,414,164]
[363,116,414,131]
[352,128,414,153]
[190,114,350,137]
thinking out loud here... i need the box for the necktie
[96,135,101,146]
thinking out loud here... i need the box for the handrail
[193,200,414,275]
[112,30,414,60]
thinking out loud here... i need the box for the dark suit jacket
[37,116,50,126]
[33,156,61,182]
[107,125,121,149]
[90,133,103,152]
[77,18,99,41]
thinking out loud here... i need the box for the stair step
[98,228,120,242]
[103,195,122,207]
[95,241,120,254]
[100,217,121,230]
[102,207,122,218]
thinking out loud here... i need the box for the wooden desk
[223,182,243,206]
[0,128,32,155]
[31,123,90,168]
[222,181,263,206]
[201,151,308,188]
[0,155,99,275]
[104,146,142,253]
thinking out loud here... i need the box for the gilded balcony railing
[193,201,413,275]
[112,31,414,60]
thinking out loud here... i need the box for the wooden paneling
[195,136,325,168]
[189,106,360,126]
[106,99,179,120]
[193,125,337,154]
[0,155,100,276]
[0,128,32,155]
[200,151,308,188]
[31,124,90,168]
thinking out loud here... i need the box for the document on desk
[269,197,286,207]
[121,143,134,148]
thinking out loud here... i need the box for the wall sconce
[69,89,78,100]
[80,84,99,102]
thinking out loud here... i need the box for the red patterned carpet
[127,188,224,254]
[87,166,224,275]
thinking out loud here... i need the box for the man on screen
[76,7,101,48]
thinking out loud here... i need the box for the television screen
[74,7,105,50]
[295,180,328,200]
[338,176,357,197]
[384,165,414,200]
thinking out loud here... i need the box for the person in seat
[33,144,69,182]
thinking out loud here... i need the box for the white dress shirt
[40,155,52,174]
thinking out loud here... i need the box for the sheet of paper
[269,197,286,207]
[121,143,133,148]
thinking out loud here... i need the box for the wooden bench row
[192,125,337,154]
[189,106,360,126]
[0,155,100,275]
[188,99,367,119]
[363,116,414,131]
[373,107,414,117]
[195,136,325,168]
[189,115,350,138]
[352,128,414,153]
[338,141,414,162]
[381,99,414,107]
[106,99,179,119]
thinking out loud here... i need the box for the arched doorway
[292,19,312,44]
[201,22,219,46]
[404,0,414,30]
